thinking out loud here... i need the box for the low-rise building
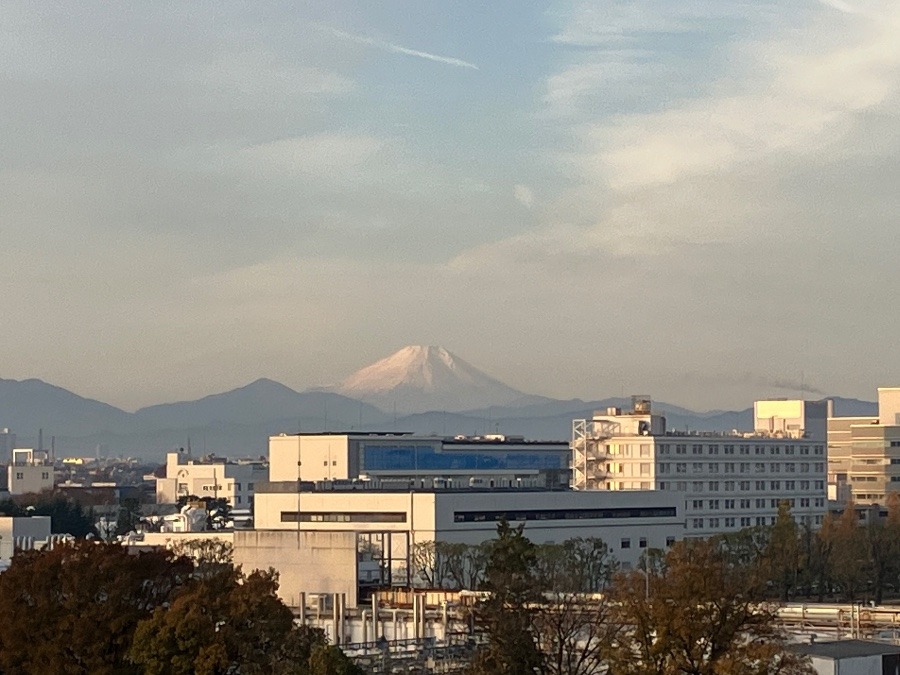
[790,639,900,675]
[155,452,267,508]
[237,481,684,607]
[7,449,53,495]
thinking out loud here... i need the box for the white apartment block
[573,397,829,538]
[155,452,268,508]
[7,449,54,496]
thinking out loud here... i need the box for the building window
[41,472,49,480]
[692,445,703,455]
[248,483,254,490]
[692,463,703,473]
[708,463,719,473]
[725,499,735,509]
[235,483,242,491]
[666,536,676,547]
[692,499,703,509]
[708,499,719,509]
[620,538,631,549]
[740,481,750,491]
[709,518,720,528]
[692,518,704,529]
[283,511,408,523]
[639,537,648,548]
[15,472,22,480]
[708,481,719,491]
[708,445,719,455]
[740,499,750,508]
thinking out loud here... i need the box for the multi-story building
[237,480,684,608]
[572,397,829,537]
[7,449,54,495]
[268,432,571,489]
[155,452,268,508]
[827,387,900,505]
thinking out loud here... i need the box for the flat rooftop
[273,432,567,445]
[790,640,900,659]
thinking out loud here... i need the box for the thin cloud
[321,26,478,70]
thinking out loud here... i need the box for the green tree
[0,541,190,674]
[308,643,365,675]
[469,519,543,674]
[764,501,801,600]
[115,497,143,537]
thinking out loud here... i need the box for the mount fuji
[331,345,541,414]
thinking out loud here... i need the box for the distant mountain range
[0,346,878,461]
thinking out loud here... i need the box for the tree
[827,503,870,601]
[764,501,801,600]
[115,496,143,537]
[307,644,365,675]
[532,591,618,675]
[130,567,300,675]
[608,538,814,675]
[0,540,190,674]
[469,520,543,674]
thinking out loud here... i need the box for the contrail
[321,26,479,70]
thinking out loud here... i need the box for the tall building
[572,396,828,537]
[827,387,900,505]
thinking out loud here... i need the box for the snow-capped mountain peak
[333,345,528,413]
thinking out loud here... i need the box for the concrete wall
[269,435,351,482]
[879,388,900,426]
[234,529,358,607]
[7,464,53,496]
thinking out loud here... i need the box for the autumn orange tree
[608,538,814,675]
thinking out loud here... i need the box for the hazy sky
[2,1,900,411]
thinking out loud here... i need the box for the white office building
[155,452,268,508]
[572,397,829,538]
[238,482,683,608]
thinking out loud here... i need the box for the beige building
[155,452,268,508]
[7,449,53,496]
[827,387,900,505]
[573,397,829,537]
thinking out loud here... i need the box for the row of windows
[691,515,824,529]
[656,462,822,474]
[689,497,824,510]
[658,479,824,492]
[178,482,255,493]
[452,507,677,523]
[13,472,50,480]
[281,511,408,523]
[658,444,823,456]
[362,445,567,472]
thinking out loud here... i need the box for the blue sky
[2,1,900,410]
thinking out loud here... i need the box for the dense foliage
[466,520,815,675]
[0,541,361,675]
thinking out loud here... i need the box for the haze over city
[3,1,900,412]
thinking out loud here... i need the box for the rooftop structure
[268,432,571,490]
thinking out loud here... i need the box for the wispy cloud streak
[321,26,478,70]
